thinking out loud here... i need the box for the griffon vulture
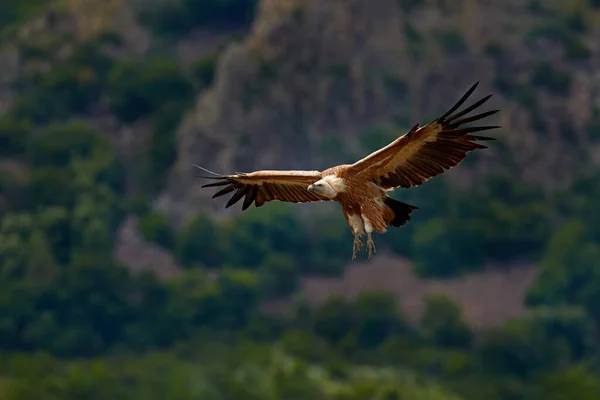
[200,82,500,260]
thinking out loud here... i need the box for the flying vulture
[200,82,500,260]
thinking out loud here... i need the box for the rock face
[157,0,413,225]
[157,0,600,225]
[113,217,182,279]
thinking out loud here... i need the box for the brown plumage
[201,82,500,260]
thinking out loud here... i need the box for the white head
[307,176,345,199]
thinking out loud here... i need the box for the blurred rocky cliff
[156,0,600,224]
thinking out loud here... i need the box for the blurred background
[1,0,600,398]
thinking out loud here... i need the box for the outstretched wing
[201,170,331,210]
[348,82,500,190]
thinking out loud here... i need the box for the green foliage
[0,117,30,157]
[138,211,175,250]
[0,0,53,31]
[527,0,543,13]
[25,122,125,212]
[1,344,466,400]
[175,213,222,268]
[435,30,467,55]
[359,125,398,155]
[483,40,503,58]
[411,217,485,277]
[193,54,218,88]
[534,364,600,400]
[306,208,353,275]
[13,41,115,123]
[140,0,258,37]
[218,203,311,268]
[398,0,423,13]
[562,11,587,33]
[475,174,552,260]
[27,166,76,208]
[526,220,600,320]
[138,101,188,193]
[478,307,597,379]
[310,292,407,351]
[563,35,591,61]
[0,171,28,214]
[530,62,571,95]
[107,58,194,123]
[404,22,425,57]
[215,268,262,329]
[30,121,109,167]
[312,296,357,345]
[525,19,590,61]
[351,292,408,349]
[259,252,301,298]
[421,294,472,348]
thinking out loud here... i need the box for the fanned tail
[383,197,418,227]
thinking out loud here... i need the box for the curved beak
[307,184,314,192]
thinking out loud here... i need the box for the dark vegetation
[1,0,600,399]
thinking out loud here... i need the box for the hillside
[2,0,600,399]
[159,0,600,223]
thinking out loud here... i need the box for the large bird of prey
[201,82,499,260]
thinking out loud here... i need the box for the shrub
[420,294,472,348]
[0,0,54,31]
[312,296,357,345]
[564,36,590,61]
[397,0,422,13]
[28,167,76,209]
[0,117,31,157]
[259,252,300,298]
[526,220,600,319]
[193,55,218,88]
[411,218,485,277]
[219,204,310,268]
[30,122,110,168]
[306,209,351,275]
[530,62,571,95]
[478,307,596,378]
[483,40,503,58]
[215,268,262,329]
[360,125,399,154]
[107,59,194,123]
[435,30,467,55]
[139,101,188,193]
[141,0,258,37]
[175,213,222,268]
[12,42,114,123]
[562,11,587,33]
[138,212,175,250]
[353,291,408,349]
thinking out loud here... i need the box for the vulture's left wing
[348,82,500,190]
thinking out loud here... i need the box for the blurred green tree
[175,213,222,268]
[107,59,194,123]
[420,294,472,348]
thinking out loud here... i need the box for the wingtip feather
[438,81,481,122]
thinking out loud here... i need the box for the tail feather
[383,197,418,227]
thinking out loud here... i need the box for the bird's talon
[352,236,364,260]
[366,235,376,260]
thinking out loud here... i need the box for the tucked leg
[352,233,364,260]
[361,215,377,260]
[346,214,365,261]
[366,232,376,259]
